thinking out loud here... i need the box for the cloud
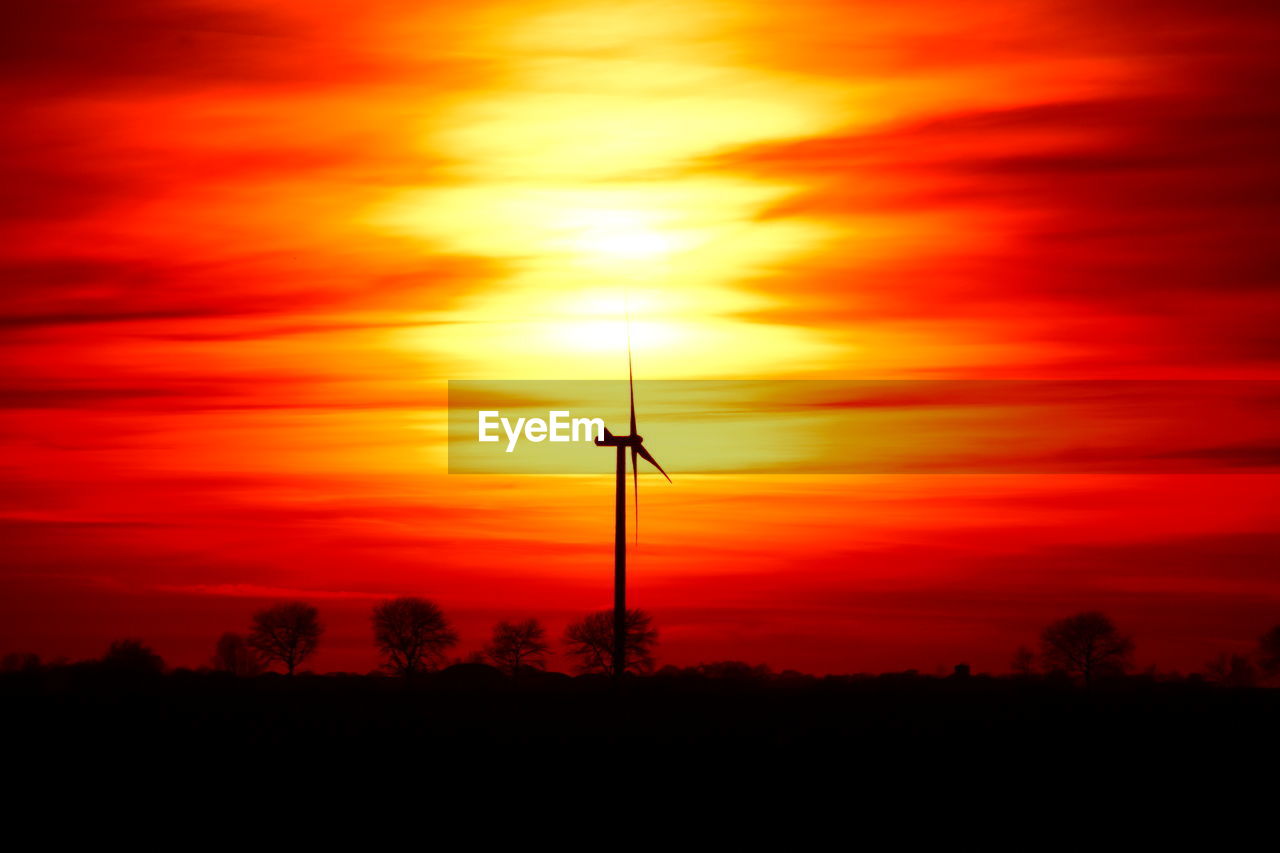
[152,582,386,600]
[665,0,1280,370]
[0,254,494,331]
[0,0,294,93]
[710,88,1280,363]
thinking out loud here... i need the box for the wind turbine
[595,328,670,678]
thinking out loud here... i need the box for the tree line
[212,598,657,678]
[1008,611,1280,688]
[5,605,1280,685]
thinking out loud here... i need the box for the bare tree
[1258,625,1280,678]
[485,618,551,675]
[248,601,322,675]
[563,609,657,675]
[371,597,458,676]
[1011,644,1037,676]
[1040,611,1133,685]
[212,632,263,676]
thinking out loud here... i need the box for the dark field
[6,667,1277,775]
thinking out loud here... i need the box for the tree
[1011,644,1037,676]
[101,638,165,674]
[248,601,322,675]
[371,597,458,676]
[1,652,41,673]
[1205,653,1256,688]
[1040,611,1133,685]
[1258,625,1280,678]
[485,618,551,675]
[563,609,657,675]
[212,632,263,677]
[693,661,773,680]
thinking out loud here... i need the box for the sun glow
[570,210,673,262]
[372,0,851,378]
[554,318,675,353]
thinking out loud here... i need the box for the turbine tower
[595,334,670,678]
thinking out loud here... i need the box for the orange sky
[2,0,1278,674]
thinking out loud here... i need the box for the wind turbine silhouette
[595,320,670,678]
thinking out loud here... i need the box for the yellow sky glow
[373,0,853,379]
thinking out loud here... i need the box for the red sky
[2,0,1278,675]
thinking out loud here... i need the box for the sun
[569,209,674,263]
[584,227,671,260]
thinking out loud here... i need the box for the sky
[2,0,1278,674]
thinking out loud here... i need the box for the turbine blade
[635,444,671,483]
[631,446,639,543]
[627,318,637,437]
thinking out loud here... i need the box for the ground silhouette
[4,659,1278,782]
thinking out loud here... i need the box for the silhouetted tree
[101,638,164,674]
[1258,625,1280,678]
[1040,611,1133,685]
[778,669,815,684]
[1,652,42,673]
[485,618,551,675]
[371,597,458,676]
[695,661,773,680]
[212,632,263,677]
[249,601,322,675]
[1011,644,1037,676]
[563,609,657,675]
[1205,653,1256,688]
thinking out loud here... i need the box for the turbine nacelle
[595,428,669,482]
[594,428,643,447]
